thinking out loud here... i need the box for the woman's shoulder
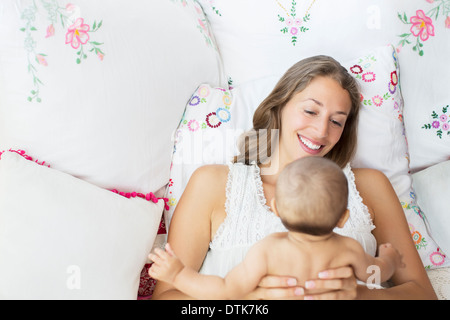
[189,164,229,187]
[351,167,390,186]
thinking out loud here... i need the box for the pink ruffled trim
[1,149,50,167]
[110,189,170,210]
[0,149,170,210]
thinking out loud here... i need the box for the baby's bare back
[264,232,357,288]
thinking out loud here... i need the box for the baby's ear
[270,198,280,217]
[336,209,350,228]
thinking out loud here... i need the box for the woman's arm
[151,165,229,300]
[353,168,437,300]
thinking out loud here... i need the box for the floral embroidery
[182,86,232,131]
[20,1,105,102]
[171,0,219,51]
[277,0,313,46]
[362,72,376,83]
[206,112,221,128]
[422,105,450,138]
[371,95,383,107]
[189,96,201,106]
[187,119,200,132]
[65,17,90,49]
[410,9,435,41]
[430,249,446,267]
[216,108,231,123]
[397,1,450,56]
[350,65,363,75]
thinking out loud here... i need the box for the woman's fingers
[258,275,298,288]
[249,286,305,300]
[317,266,354,280]
[303,267,358,300]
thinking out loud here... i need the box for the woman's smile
[297,134,324,154]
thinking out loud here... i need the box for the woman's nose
[314,117,329,138]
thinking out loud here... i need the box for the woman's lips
[297,134,324,155]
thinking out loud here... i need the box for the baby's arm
[149,242,268,300]
[350,242,404,284]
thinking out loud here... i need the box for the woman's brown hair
[233,55,361,168]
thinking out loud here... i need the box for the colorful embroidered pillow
[345,45,448,269]
[166,44,448,269]
[0,0,223,196]
[165,84,236,224]
[0,151,164,299]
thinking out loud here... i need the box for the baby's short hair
[275,157,348,235]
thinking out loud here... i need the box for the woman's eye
[304,110,316,115]
[331,119,343,127]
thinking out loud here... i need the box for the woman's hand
[303,266,357,300]
[244,275,305,300]
[245,266,357,300]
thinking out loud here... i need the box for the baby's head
[273,157,349,236]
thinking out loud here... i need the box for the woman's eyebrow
[302,98,323,106]
[302,98,348,116]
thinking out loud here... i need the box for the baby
[149,157,404,299]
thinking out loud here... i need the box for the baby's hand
[148,243,184,284]
[378,243,405,270]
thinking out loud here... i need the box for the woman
[152,56,436,300]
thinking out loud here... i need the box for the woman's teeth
[298,135,322,150]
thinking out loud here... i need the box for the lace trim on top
[211,162,376,255]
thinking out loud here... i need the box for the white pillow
[166,45,449,269]
[413,161,450,257]
[0,0,223,195]
[196,0,402,86]
[0,151,163,299]
[394,2,450,172]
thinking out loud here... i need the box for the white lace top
[199,162,376,277]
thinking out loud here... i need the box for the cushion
[413,161,450,257]
[0,151,163,299]
[196,0,402,86]
[394,1,450,172]
[0,0,223,195]
[166,44,449,269]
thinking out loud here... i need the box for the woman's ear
[270,198,280,218]
[336,209,350,228]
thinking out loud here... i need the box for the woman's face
[278,76,352,167]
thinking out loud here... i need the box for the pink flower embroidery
[372,95,383,107]
[443,123,450,131]
[36,54,48,66]
[440,114,448,122]
[410,10,435,41]
[45,24,55,38]
[362,72,376,83]
[446,16,450,29]
[65,17,90,49]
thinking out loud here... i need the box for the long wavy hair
[233,55,361,169]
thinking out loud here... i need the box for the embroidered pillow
[394,2,450,172]
[196,0,403,86]
[0,0,223,196]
